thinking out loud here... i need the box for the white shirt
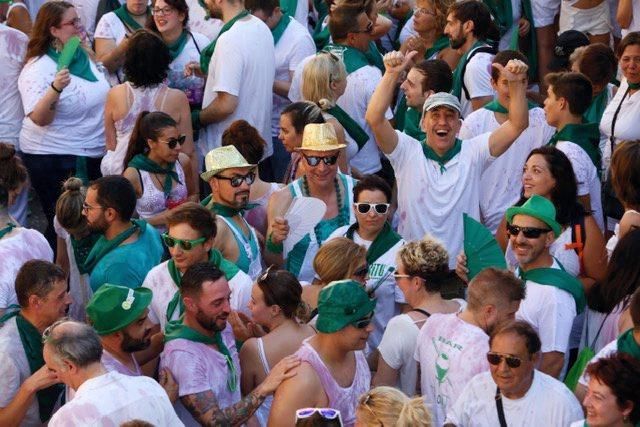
[445,370,583,427]
[49,371,183,427]
[290,0,309,28]
[459,107,553,234]
[377,314,422,397]
[414,312,491,426]
[497,0,522,51]
[460,49,496,118]
[18,54,109,157]
[142,259,253,329]
[0,25,28,147]
[201,15,275,157]
[271,16,315,138]
[94,11,128,86]
[387,130,494,268]
[600,79,640,166]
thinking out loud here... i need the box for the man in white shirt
[444,320,583,427]
[43,320,183,426]
[366,51,529,268]
[196,0,275,157]
[415,268,525,426]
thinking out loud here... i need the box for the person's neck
[501,371,534,399]
[312,333,350,365]
[101,338,136,371]
[306,177,336,199]
[334,38,365,53]
[417,28,438,47]
[19,309,51,334]
[222,3,246,23]
[427,139,455,157]
[267,10,283,30]
[184,313,216,339]
[266,314,290,331]
[519,252,554,272]
[162,24,184,45]
[457,307,482,330]
[555,115,582,132]
[459,35,479,55]
[70,362,108,391]
[633,328,640,346]
[178,254,209,274]
[409,289,446,312]
[355,224,382,242]
[105,219,132,240]
[212,196,242,217]
[147,151,169,168]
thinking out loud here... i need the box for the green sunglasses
[162,233,207,251]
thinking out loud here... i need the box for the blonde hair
[398,235,450,291]
[357,387,432,427]
[55,177,87,232]
[302,53,348,110]
[313,237,367,283]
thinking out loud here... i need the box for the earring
[52,38,63,53]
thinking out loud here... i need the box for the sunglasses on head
[295,407,342,422]
[486,351,523,368]
[303,154,339,167]
[162,233,207,251]
[506,223,552,239]
[163,135,186,149]
[354,203,390,215]
[352,315,373,329]
[215,171,256,187]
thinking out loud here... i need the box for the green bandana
[617,328,640,360]
[12,313,64,422]
[279,0,297,22]
[326,105,369,150]
[113,3,149,31]
[483,99,538,114]
[128,154,182,197]
[323,43,384,74]
[424,35,450,60]
[83,220,146,274]
[271,14,292,45]
[200,10,250,74]
[0,222,16,239]
[421,138,462,173]
[451,40,487,99]
[345,222,402,265]
[166,30,190,61]
[520,0,538,80]
[313,24,330,51]
[519,267,586,313]
[628,82,640,90]
[46,47,97,82]
[201,195,258,217]
[547,122,601,172]
[164,320,238,391]
[71,232,101,275]
[483,0,512,40]
[583,89,609,124]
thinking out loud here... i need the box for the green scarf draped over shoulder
[345,222,401,265]
[547,122,602,173]
[113,3,149,31]
[323,43,384,74]
[166,30,190,61]
[46,47,97,82]
[83,220,147,274]
[519,267,586,313]
[200,10,250,74]
[326,104,369,150]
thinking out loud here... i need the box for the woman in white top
[237,268,315,427]
[95,0,150,85]
[148,0,209,110]
[123,111,195,231]
[18,1,110,246]
[103,30,196,186]
[0,0,31,34]
[374,236,464,396]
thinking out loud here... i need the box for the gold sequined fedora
[295,123,347,152]
[200,146,257,181]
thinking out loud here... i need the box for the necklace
[301,176,344,223]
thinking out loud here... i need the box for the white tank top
[135,161,188,229]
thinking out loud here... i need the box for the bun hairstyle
[357,386,433,427]
[123,111,178,169]
[221,120,265,165]
[0,143,28,208]
[55,177,87,231]
[256,268,306,319]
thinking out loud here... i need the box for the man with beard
[86,284,154,376]
[415,268,525,426]
[160,262,300,426]
[193,0,275,158]
[201,146,263,280]
[82,175,163,292]
[0,260,70,426]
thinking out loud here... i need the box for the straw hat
[200,146,257,181]
[295,123,347,152]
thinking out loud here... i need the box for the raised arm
[487,59,529,157]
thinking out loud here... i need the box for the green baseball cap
[316,280,377,333]
[86,284,152,335]
[505,194,562,237]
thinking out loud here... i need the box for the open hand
[256,355,301,396]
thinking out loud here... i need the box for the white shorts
[559,0,611,35]
[531,0,561,27]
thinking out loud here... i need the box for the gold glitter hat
[200,146,257,181]
[295,123,347,152]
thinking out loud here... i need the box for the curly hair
[221,120,266,164]
[398,234,449,292]
[123,30,171,87]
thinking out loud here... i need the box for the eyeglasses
[354,203,390,215]
[303,154,339,167]
[152,6,175,16]
[162,233,207,251]
[162,135,186,149]
[82,202,104,213]
[351,20,374,34]
[486,351,523,368]
[506,223,552,239]
[414,7,436,16]
[353,264,369,279]
[352,315,373,329]
[215,171,256,187]
[295,408,342,422]
[60,17,81,28]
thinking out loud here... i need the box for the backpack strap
[461,46,497,101]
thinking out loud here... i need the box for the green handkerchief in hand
[57,36,81,71]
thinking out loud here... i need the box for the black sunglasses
[164,135,186,149]
[486,352,522,368]
[352,315,373,329]
[506,224,552,239]
[303,154,339,167]
[354,203,390,215]
[215,171,256,187]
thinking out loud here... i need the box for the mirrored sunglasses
[303,154,339,167]
[215,172,256,187]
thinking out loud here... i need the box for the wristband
[266,233,283,254]
[50,82,62,94]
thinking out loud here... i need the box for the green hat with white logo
[86,284,152,335]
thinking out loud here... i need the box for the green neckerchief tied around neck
[424,35,450,60]
[323,43,384,74]
[451,40,487,99]
[345,222,402,265]
[421,138,462,173]
[83,220,146,274]
[46,47,97,82]
[547,122,602,173]
[271,14,292,45]
[483,99,538,113]
[113,3,149,31]
[128,154,182,197]
[199,10,250,74]
[617,328,640,359]
[0,222,16,239]
[201,195,258,217]
[166,30,190,61]
[583,89,609,124]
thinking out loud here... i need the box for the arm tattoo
[49,101,57,111]
[181,390,265,426]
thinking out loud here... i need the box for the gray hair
[43,319,103,368]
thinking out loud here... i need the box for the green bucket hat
[316,279,377,333]
[86,284,152,335]
[505,194,562,237]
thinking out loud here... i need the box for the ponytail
[123,111,177,169]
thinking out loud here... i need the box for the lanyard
[495,387,508,427]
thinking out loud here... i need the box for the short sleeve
[164,350,213,397]
[538,289,576,353]
[287,59,306,102]
[286,33,315,72]
[464,132,494,169]
[386,130,423,171]
[463,53,495,99]
[94,13,118,40]
[210,39,243,97]
[18,60,53,115]
[557,142,595,197]
[378,316,414,369]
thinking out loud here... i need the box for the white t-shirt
[0,25,28,148]
[142,259,253,329]
[18,54,110,157]
[201,15,275,157]
[271,16,316,138]
[387,130,494,268]
[185,0,224,40]
[49,371,182,427]
[445,370,583,427]
[94,11,129,86]
[555,140,604,231]
[600,79,640,166]
[459,107,553,234]
[378,314,422,397]
[460,49,495,118]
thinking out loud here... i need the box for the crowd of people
[1,0,640,425]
